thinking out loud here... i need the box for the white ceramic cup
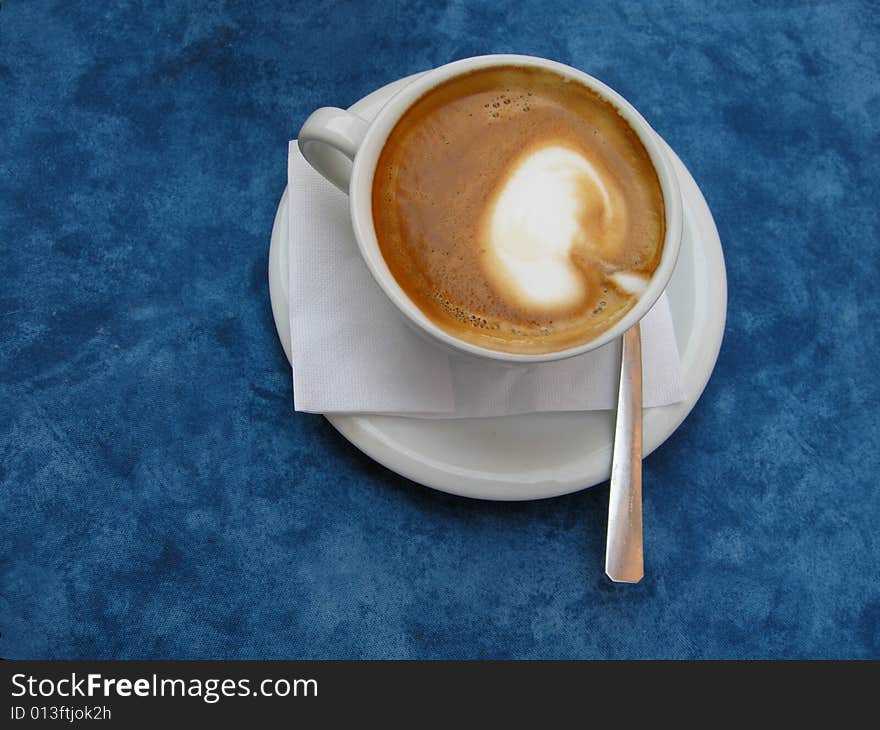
[298,54,682,363]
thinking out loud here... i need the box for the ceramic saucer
[268,72,727,501]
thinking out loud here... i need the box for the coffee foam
[482,144,626,313]
[371,65,665,355]
[611,271,650,296]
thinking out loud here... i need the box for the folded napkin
[287,142,683,417]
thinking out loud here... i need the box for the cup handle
[297,107,370,193]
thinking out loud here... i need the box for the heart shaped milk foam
[483,144,643,312]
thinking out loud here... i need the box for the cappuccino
[372,65,665,355]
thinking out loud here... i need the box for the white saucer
[269,73,727,501]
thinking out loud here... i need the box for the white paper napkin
[287,142,683,417]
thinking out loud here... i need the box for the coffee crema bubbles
[372,65,665,355]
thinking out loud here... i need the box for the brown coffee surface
[372,65,665,354]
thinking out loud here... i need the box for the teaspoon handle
[605,323,644,583]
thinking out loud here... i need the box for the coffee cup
[298,54,682,363]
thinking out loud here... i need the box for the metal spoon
[605,323,644,583]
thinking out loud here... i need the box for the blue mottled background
[2,0,878,659]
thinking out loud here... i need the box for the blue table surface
[2,0,878,660]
